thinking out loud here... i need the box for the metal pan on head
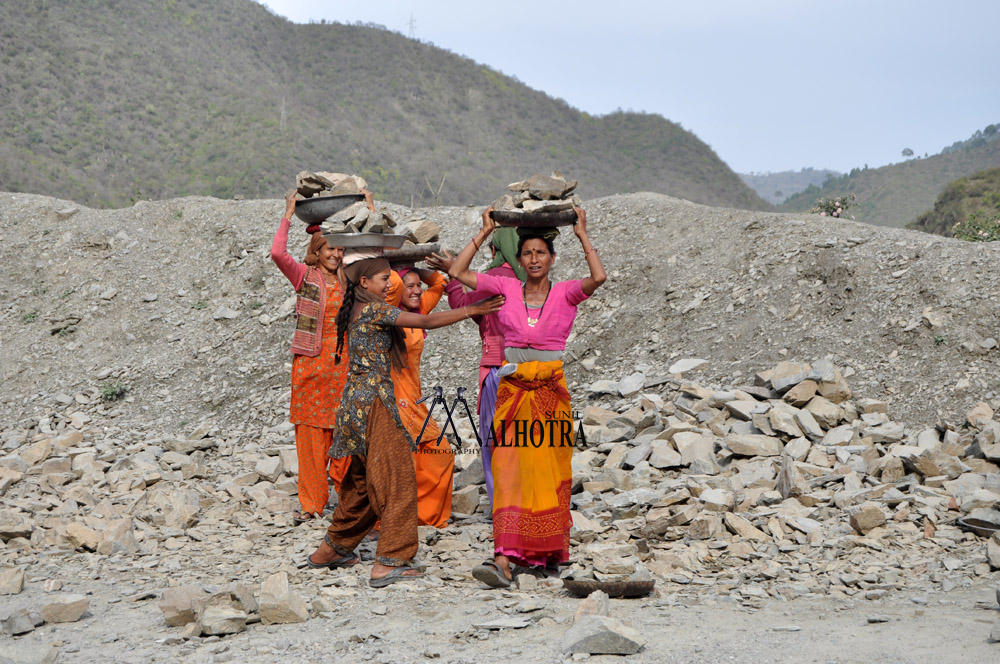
[320,232,407,249]
[490,209,578,228]
[385,242,441,264]
[294,194,366,224]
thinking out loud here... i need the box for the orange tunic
[290,281,350,511]
[388,271,455,528]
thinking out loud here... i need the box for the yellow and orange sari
[490,360,573,567]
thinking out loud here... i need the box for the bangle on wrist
[464,306,470,319]
[584,246,596,258]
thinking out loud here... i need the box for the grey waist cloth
[504,347,563,364]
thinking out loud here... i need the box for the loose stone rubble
[293,170,402,236]
[5,350,997,656]
[491,171,583,213]
[319,205,398,236]
[39,594,88,623]
[3,191,1000,659]
[294,171,367,199]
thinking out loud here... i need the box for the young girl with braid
[306,252,502,587]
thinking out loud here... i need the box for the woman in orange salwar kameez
[271,191,364,521]
[387,267,455,528]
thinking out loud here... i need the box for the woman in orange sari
[448,206,606,587]
[387,267,455,528]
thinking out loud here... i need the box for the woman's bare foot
[495,554,513,581]
[307,540,358,566]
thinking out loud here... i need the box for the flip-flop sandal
[292,510,314,524]
[472,561,512,588]
[306,552,360,569]
[368,565,424,588]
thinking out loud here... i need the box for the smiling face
[517,238,555,280]
[401,271,423,311]
[317,243,344,273]
[359,268,392,301]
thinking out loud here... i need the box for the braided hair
[333,276,356,365]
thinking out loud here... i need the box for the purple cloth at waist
[478,367,500,508]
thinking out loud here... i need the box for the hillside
[779,136,1000,227]
[0,0,768,211]
[738,168,840,205]
[908,167,1000,237]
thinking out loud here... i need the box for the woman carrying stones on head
[428,228,526,509]
[306,253,502,587]
[448,206,606,587]
[385,265,455,528]
[270,189,372,523]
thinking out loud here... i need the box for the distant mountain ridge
[779,125,1000,227]
[738,168,841,205]
[0,0,769,211]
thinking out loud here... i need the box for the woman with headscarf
[306,253,502,587]
[428,227,526,508]
[385,266,454,528]
[270,190,374,522]
[448,205,606,588]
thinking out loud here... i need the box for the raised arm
[447,206,495,290]
[386,270,403,307]
[574,207,606,296]
[270,190,307,289]
[417,269,447,314]
[444,277,469,309]
[395,295,503,329]
[429,250,470,309]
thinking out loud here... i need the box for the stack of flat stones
[394,219,442,253]
[294,171,366,199]
[319,206,397,236]
[293,171,398,235]
[492,171,582,213]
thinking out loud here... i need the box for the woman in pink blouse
[448,205,606,588]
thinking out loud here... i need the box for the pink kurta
[472,273,589,351]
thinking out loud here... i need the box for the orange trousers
[413,433,454,528]
[294,424,351,515]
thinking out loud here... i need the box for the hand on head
[362,188,375,212]
[284,189,298,218]
[573,206,587,238]
[481,205,496,235]
[426,249,454,273]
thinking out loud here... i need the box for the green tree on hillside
[901,148,914,158]
[908,167,1000,239]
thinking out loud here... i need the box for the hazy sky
[261,0,1000,175]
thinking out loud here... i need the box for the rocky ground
[1,191,1000,662]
